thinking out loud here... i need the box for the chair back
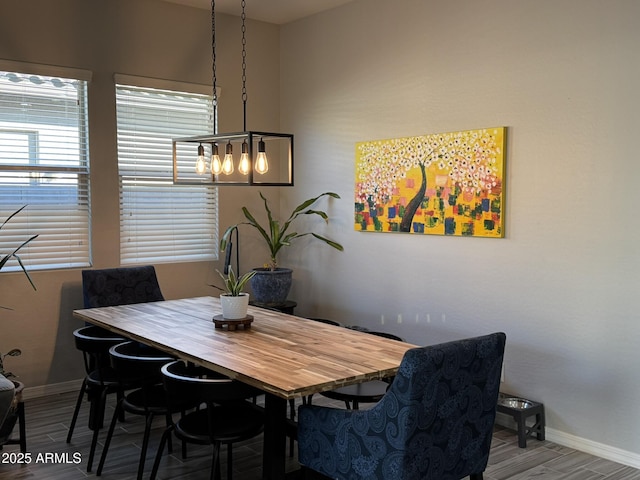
[368,330,403,342]
[367,331,403,385]
[82,266,164,308]
[161,360,261,407]
[307,318,342,327]
[73,325,126,374]
[299,332,506,480]
[109,341,174,386]
[381,332,505,479]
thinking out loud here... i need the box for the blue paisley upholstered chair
[298,332,506,480]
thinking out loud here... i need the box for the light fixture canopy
[172,0,294,186]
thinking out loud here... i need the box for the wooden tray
[212,314,254,331]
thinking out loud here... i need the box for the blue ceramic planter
[250,268,292,305]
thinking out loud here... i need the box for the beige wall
[0,0,281,390]
[280,0,640,463]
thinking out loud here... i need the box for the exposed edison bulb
[255,138,269,174]
[222,141,234,175]
[238,140,251,175]
[195,144,207,175]
[210,143,222,175]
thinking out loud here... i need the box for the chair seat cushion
[86,367,126,389]
[175,404,264,444]
[122,385,174,415]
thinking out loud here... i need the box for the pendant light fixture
[172,0,294,186]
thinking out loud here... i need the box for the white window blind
[116,82,217,264]
[0,68,91,271]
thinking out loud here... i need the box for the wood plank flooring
[1,390,639,480]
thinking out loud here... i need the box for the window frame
[114,74,219,265]
[0,60,92,272]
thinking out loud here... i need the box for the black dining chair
[150,360,264,480]
[319,330,404,410]
[67,265,166,471]
[305,317,343,327]
[66,325,127,472]
[96,341,179,480]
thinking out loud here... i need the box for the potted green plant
[216,266,256,319]
[0,350,22,380]
[0,206,38,444]
[220,192,343,305]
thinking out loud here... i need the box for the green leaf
[0,206,38,292]
[217,192,343,269]
[311,233,345,251]
[0,205,27,231]
[216,266,256,296]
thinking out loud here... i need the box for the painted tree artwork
[355,127,506,237]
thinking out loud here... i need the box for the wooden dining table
[73,296,415,479]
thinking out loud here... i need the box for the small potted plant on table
[217,266,256,320]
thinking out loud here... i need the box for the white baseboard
[496,413,640,470]
[545,427,640,470]
[21,379,83,400]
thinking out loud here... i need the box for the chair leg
[116,389,125,422]
[87,387,109,473]
[227,443,233,480]
[210,441,221,480]
[137,413,155,480]
[289,398,296,420]
[299,466,313,479]
[150,425,173,480]
[165,412,174,454]
[67,379,88,443]
[289,398,296,457]
[96,399,123,476]
[87,422,100,472]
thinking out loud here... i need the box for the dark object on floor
[496,393,545,448]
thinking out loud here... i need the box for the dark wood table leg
[263,393,288,479]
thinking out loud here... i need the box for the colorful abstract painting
[355,127,506,237]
